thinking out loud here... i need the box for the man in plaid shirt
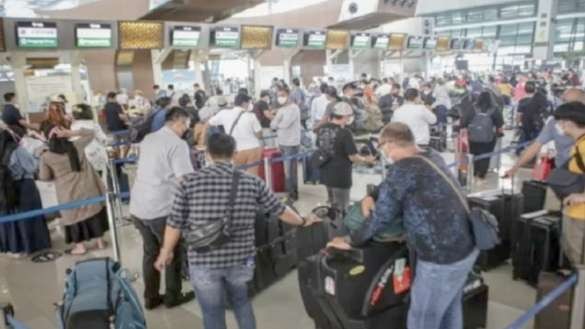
[155,132,318,329]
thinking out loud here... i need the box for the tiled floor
[0,147,539,329]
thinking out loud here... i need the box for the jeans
[408,249,479,329]
[133,217,183,304]
[280,145,300,197]
[190,262,257,329]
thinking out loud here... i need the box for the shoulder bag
[547,144,585,200]
[184,170,241,253]
[415,156,500,251]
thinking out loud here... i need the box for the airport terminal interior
[1,0,585,329]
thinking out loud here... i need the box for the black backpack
[312,125,339,168]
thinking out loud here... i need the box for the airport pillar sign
[276,28,299,48]
[351,32,371,49]
[211,26,240,48]
[172,26,201,47]
[16,21,58,48]
[76,23,112,48]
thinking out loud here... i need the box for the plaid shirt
[168,162,286,268]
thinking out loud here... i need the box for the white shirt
[130,126,194,220]
[270,103,301,146]
[376,83,392,97]
[392,102,437,146]
[433,85,452,109]
[116,93,129,106]
[208,107,262,151]
[310,94,329,127]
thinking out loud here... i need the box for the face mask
[277,97,288,105]
[555,123,564,135]
[181,128,192,141]
[248,103,254,111]
[347,116,355,125]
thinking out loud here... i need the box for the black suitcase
[535,272,573,329]
[468,193,509,270]
[463,273,489,329]
[522,180,548,213]
[298,255,338,329]
[512,211,561,286]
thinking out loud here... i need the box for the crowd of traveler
[1,67,585,329]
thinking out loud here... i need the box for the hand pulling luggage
[534,272,573,329]
[57,258,146,329]
[512,211,561,286]
[522,180,548,213]
[258,148,286,193]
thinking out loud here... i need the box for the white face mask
[555,123,564,135]
[248,103,253,111]
[347,116,355,125]
[277,97,288,105]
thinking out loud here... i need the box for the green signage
[352,33,371,49]
[17,21,58,49]
[305,31,326,49]
[76,23,112,48]
[276,29,299,48]
[212,27,240,48]
[373,35,389,49]
[172,26,201,47]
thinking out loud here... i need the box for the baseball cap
[333,102,354,116]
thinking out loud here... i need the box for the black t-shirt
[318,123,358,189]
[1,104,23,127]
[104,102,127,132]
[253,100,271,128]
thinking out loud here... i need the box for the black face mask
[182,128,193,141]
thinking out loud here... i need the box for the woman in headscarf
[39,124,108,255]
[0,128,51,256]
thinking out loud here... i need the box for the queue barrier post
[264,157,273,192]
[103,164,122,263]
[0,303,12,329]
[466,153,475,192]
[571,266,585,329]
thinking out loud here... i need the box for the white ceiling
[0,0,99,18]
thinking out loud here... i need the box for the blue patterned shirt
[352,150,475,264]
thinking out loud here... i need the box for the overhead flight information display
[407,36,423,49]
[171,25,201,47]
[76,23,112,48]
[276,28,299,48]
[210,26,240,48]
[423,37,437,49]
[16,21,58,48]
[303,30,326,49]
[372,34,390,49]
[389,34,406,50]
[351,32,371,49]
[450,38,463,50]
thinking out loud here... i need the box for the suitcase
[298,255,337,329]
[512,211,561,286]
[303,152,321,184]
[57,258,146,329]
[258,148,286,193]
[522,180,548,213]
[463,273,489,329]
[534,272,573,329]
[468,193,510,270]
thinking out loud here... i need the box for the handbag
[415,156,500,251]
[547,145,585,200]
[184,170,241,253]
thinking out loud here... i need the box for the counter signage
[76,23,112,48]
[172,25,201,47]
[450,38,462,50]
[304,30,326,49]
[372,34,389,49]
[407,36,423,49]
[276,28,299,48]
[423,37,437,50]
[351,32,371,49]
[211,26,240,48]
[16,21,58,48]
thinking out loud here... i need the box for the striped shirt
[168,162,286,268]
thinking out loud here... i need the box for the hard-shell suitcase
[468,193,509,270]
[535,272,573,329]
[522,180,548,213]
[463,272,489,329]
[512,211,561,286]
[258,148,286,193]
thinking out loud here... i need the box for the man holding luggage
[330,122,478,329]
[267,86,301,200]
[130,107,195,310]
[154,132,318,329]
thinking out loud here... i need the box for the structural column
[10,52,30,114]
[69,50,85,104]
[533,0,557,61]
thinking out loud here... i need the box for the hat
[333,102,354,116]
[554,102,585,125]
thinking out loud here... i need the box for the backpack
[468,107,496,143]
[128,108,162,144]
[312,125,339,168]
[57,258,146,329]
[363,105,384,132]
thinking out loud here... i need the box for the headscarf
[43,124,81,172]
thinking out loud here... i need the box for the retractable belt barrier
[0,140,533,225]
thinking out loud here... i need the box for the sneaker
[165,291,195,308]
[145,295,164,310]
